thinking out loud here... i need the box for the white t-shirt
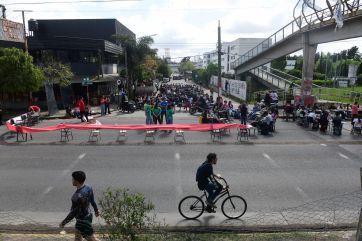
[308,112,316,119]
[353,118,361,128]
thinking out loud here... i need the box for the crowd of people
[283,101,362,135]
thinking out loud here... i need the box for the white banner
[285,60,296,70]
[210,76,247,100]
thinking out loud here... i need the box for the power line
[6,0,141,6]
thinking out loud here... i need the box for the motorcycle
[119,100,137,113]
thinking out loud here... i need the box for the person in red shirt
[77,97,88,122]
[351,101,359,125]
[28,105,40,113]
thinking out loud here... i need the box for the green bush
[99,188,155,241]
[312,79,334,87]
[286,69,302,78]
[313,72,325,80]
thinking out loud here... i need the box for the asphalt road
[0,141,361,226]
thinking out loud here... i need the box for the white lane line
[42,186,54,196]
[338,153,350,160]
[295,186,309,199]
[263,153,278,167]
[320,144,327,147]
[61,153,87,177]
[78,153,86,160]
[175,152,183,197]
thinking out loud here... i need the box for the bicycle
[178,174,247,219]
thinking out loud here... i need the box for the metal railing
[231,1,362,69]
[250,66,301,91]
[260,66,322,88]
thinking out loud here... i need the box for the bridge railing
[232,1,362,70]
[261,66,322,89]
[250,66,301,91]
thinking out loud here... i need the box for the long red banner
[6,122,252,134]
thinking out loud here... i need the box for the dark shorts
[75,214,94,237]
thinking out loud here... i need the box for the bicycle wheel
[221,195,247,219]
[178,195,205,219]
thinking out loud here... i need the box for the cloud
[3,0,362,61]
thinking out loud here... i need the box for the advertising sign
[210,76,247,100]
[285,60,296,70]
[0,19,24,43]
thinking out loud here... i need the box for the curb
[0,223,357,234]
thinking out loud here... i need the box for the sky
[3,0,362,62]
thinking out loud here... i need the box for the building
[202,38,266,75]
[27,18,135,108]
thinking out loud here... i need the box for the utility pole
[13,9,32,52]
[217,20,222,97]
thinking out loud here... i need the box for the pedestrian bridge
[232,2,362,76]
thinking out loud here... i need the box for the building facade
[202,38,266,75]
[27,18,135,108]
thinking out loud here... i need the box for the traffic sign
[82,77,93,86]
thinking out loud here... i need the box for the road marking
[320,144,327,147]
[175,152,183,196]
[78,153,86,160]
[338,153,350,160]
[263,153,278,167]
[42,186,53,196]
[295,186,309,199]
[61,153,87,177]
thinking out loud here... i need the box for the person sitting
[307,110,316,125]
[319,110,329,133]
[352,116,362,134]
[333,113,343,135]
[284,102,295,122]
[28,105,41,114]
[260,111,273,135]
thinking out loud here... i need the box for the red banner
[6,122,252,134]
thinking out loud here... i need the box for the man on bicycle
[196,153,222,212]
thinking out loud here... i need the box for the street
[0,125,361,227]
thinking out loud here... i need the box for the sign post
[82,77,93,106]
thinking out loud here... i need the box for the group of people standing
[99,96,111,116]
[144,97,174,125]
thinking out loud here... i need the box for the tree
[347,46,360,60]
[0,47,44,95]
[156,58,171,78]
[40,52,74,115]
[113,35,157,99]
[271,55,286,70]
[179,60,195,74]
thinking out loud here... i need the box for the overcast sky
[4,0,362,62]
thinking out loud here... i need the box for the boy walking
[60,171,100,241]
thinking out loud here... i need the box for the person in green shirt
[144,101,153,125]
[166,105,174,124]
[152,103,162,125]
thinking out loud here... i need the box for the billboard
[0,19,24,43]
[210,75,247,100]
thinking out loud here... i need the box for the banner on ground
[210,76,247,100]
